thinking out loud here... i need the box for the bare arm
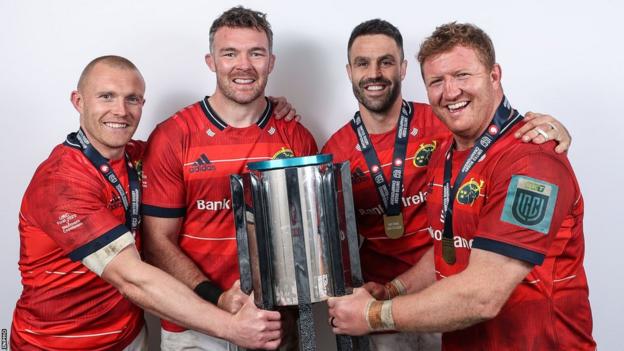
[142,215,248,313]
[393,248,532,332]
[328,248,532,335]
[101,244,282,349]
[142,216,206,288]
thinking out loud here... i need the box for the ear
[491,63,502,84]
[205,53,216,72]
[70,90,83,113]
[346,63,353,82]
[400,59,408,81]
[268,53,275,74]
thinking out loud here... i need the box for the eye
[457,72,470,79]
[222,52,235,58]
[99,93,113,100]
[380,59,394,67]
[250,51,265,57]
[428,79,442,87]
[126,96,143,105]
[355,61,368,68]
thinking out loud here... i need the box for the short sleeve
[472,150,578,265]
[141,124,187,218]
[25,164,127,261]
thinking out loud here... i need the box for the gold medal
[383,213,404,239]
[442,236,456,265]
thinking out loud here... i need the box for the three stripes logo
[190,154,216,173]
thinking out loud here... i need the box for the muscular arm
[142,215,207,289]
[102,244,228,335]
[329,248,532,335]
[393,248,532,333]
[101,244,282,349]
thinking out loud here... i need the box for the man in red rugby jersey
[141,7,317,350]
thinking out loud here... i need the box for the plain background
[2,0,622,349]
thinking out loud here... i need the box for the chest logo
[456,178,485,206]
[413,141,437,167]
[273,147,295,159]
[189,153,216,172]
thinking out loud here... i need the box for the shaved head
[77,55,143,92]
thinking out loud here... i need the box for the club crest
[413,141,437,167]
[456,178,485,205]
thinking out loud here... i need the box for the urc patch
[500,175,558,234]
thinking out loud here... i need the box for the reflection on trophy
[230,154,368,351]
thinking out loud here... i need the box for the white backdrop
[2,0,622,349]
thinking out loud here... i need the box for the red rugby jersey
[141,97,318,332]
[322,102,450,283]
[11,140,145,351]
[426,121,595,350]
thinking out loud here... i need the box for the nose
[442,78,461,100]
[112,98,127,116]
[236,54,253,70]
[368,62,382,78]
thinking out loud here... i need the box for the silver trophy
[230,154,368,351]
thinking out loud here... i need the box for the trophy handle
[230,174,253,295]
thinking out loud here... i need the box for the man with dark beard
[321,19,572,351]
[140,7,317,351]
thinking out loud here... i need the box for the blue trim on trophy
[248,154,333,171]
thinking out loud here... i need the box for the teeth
[234,79,254,84]
[104,122,128,129]
[366,85,384,91]
[448,101,468,111]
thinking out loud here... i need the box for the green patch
[500,175,558,234]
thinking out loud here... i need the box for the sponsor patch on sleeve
[500,175,558,234]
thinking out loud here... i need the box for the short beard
[352,77,401,113]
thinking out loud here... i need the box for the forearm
[391,249,531,333]
[392,272,491,333]
[142,215,207,289]
[104,247,233,340]
[395,247,436,294]
[143,237,207,289]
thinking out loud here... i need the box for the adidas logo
[189,154,216,173]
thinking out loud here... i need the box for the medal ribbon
[64,129,140,233]
[350,100,412,216]
[441,96,523,264]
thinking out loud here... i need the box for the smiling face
[206,26,275,105]
[71,62,145,160]
[347,34,406,114]
[422,45,503,149]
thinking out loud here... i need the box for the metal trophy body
[230,154,368,351]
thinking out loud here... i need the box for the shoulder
[322,120,356,153]
[151,100,205,139]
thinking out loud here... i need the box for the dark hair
[77,55,140,91]
[347,19,404,61]
[418,22,495,69]
[209,6,273,52]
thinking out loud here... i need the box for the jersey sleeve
[472,150,578,265]
[141,123,187,218]
[25,165,130,263]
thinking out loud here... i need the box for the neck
[208,92,267,128]
[358,96,404,134]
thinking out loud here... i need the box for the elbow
[472,289,507,322]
